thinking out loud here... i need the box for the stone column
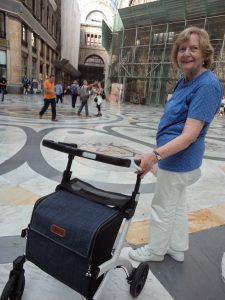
[43,44,47,79]
[36,38,41,80]
[27,30,32,80]
[7,17,22,93]
[49,48,52,75]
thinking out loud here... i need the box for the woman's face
[177,33,204,80]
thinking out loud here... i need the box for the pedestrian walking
[32,79,38,94]
[70,80,80,109]
[92,81,104,116]
[55,81,63,103]
[39,74,58,121]
[22,75,30,95]
[0,75,7,102]
[77,80,96,117]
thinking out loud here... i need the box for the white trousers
[149,167,200,255]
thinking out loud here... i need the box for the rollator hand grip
[42,139,134,168]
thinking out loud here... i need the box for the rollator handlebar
[42,139,140,169]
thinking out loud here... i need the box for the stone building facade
[0,0,61,93]
[78,0,115,84]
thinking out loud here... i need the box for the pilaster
[7,17,22,92]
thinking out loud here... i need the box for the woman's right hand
[135,153,158,178]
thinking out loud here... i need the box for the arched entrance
[79,55,104,83]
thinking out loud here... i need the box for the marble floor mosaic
[0,93,225,299]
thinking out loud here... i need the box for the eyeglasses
[178,46,200,53]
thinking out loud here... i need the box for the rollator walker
[0,139,149,300]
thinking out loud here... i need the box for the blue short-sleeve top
[157,70,222,172]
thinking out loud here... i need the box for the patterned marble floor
[0,93,225,299]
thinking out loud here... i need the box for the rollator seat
[58,177,131,210]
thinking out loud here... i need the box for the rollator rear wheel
[129,262,149,298]
[0,270,25,300]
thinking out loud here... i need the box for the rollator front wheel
[15,270,25,300]
[129,262,149,298]
[0,270,25,300]
[0,275,17,300]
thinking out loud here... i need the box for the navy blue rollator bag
[26,187,124,299]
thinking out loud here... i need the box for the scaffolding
[108,0,225,105]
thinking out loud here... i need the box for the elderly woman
[129,26,222,263]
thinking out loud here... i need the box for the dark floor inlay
[149,225,225,300]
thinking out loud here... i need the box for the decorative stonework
[78,0,114,81]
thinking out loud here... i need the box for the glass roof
[118,0,225,28]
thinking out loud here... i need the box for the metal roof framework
[108,0,225,105]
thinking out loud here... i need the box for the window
[21,55,28,76]
[32,57,37,78]
[84,55,104,67]
[46,64,49,76]
[0,12,5,38]
[51,51,54,64]
[40,40,44,57]
[40,62,43,74]
[0,50,6,65]
[48,13,52,33]
[31,32,37,52]
[22,24,28,46]
[0,66,6,78]
[55,20,58,39]
[46,46,49,61]
[32,0,36,14]
[40,0,44,23]
[47,6,49,31]
[90,34,94,46]
[98,35,102,46]
[85,33,102,46]
[52,16,55,37]
[86,34,90,46]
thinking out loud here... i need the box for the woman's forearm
[137,118,205,177]
[156,133,196,159]
[155,118,205,159]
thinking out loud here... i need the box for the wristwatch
[152,150,162,161]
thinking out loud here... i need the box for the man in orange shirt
[39,74,58,121]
